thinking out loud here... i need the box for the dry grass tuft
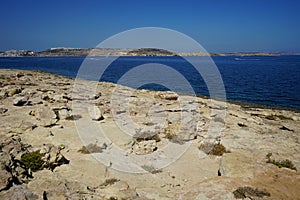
[233,186,270,199]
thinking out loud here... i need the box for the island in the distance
[0,47,295,57]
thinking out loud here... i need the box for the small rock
[0,169,12,191]
[88,106,104,121]
[16,72,24,78]
[0,137,32,191]
[237,122,247,127]
[0,185,39,199]
[41,94,50,101]
[134,140,157,155]
[0,91,8,99]
[39,144,69,171]
[89,92,101,100]
[22,88,36,96]
[0,107,8,114]
[53,94,68,103]
[58,109,71,120]
[292,116,299,121]
[133,129,160,142]
[280,126,294,132]
[13,96,29,106]
[7,87,22,97]
[155,91,178,100]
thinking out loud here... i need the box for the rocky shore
[0,69,299,199]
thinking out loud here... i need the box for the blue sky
[1,0,299,52]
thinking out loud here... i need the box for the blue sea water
[0,56,299,110]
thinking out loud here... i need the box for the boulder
[0,136,32,191]
[39,144,69,171]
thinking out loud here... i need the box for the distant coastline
[0,47,298,57]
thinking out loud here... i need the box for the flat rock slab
[34,106,58,127]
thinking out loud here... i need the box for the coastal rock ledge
[0,69,299,199]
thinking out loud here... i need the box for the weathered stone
[0,185,39,200]
[177,115,198,141]
[134,140,157,155]
[155,91,178,100]
[219,151,254,178]
[35,106,58,127]
[58,109,71,120]
[0,166,12,191]
[7,87,22,97]
[16,72,25,78]
[133,129,160,141]
[88,106,104,121]
[39,144,69,171]
[53,94,68,103]
[0,107,8,114]
[0,136,32,191]
[0,91,8,99]
[91,180,138,200]
[22,88,36,96]
[13,96,29,106]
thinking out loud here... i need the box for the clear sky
[1,0,299,52]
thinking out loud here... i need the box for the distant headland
[0,47,298,57]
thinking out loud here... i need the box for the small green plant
[266,153,297,171]
[141,165,162,174]
[100,178,119,187]
[233,186,270,199]
[20,151,44,171]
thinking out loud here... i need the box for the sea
[0,56,299,110]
